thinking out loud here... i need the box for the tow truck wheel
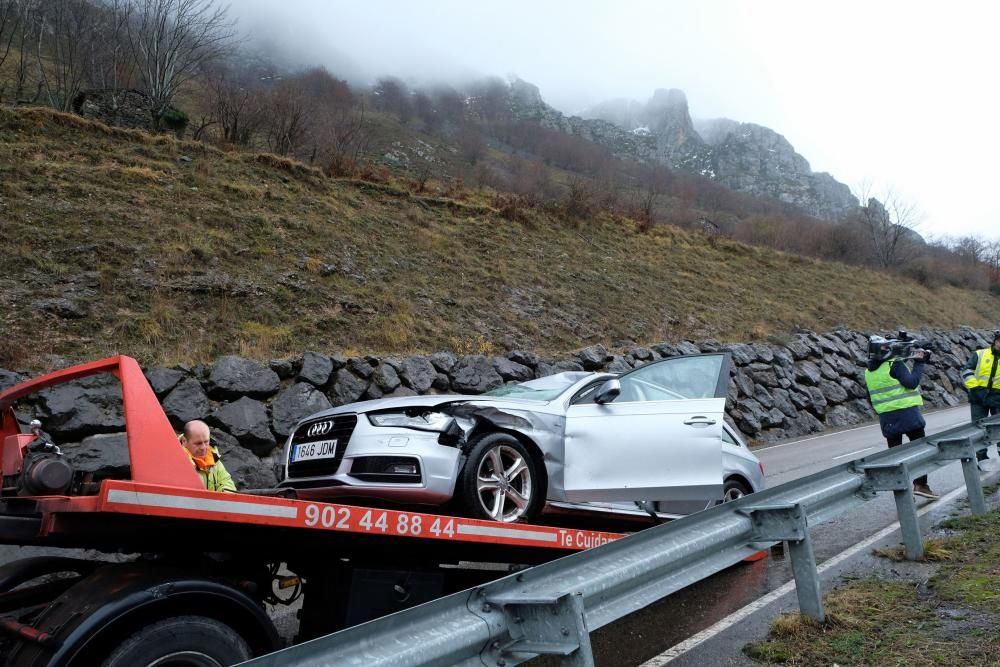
[101,615,251,667]
[460,432,542,523]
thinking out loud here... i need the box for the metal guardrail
[243,415,1000,667]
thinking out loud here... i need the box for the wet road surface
[567,406,984,665]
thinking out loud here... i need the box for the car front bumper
[277,418,464,505]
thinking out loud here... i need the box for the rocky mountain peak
[578,97,644,130]
[506,79,858,220]
[509,77,544,111]
[693,117,741,146]
[644,88,702,160]
[648,88,689,112]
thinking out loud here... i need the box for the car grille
[287,415,358,479]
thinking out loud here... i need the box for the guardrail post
[741,503,824,622]
[483,590,594,666]
[857,462,923,560]
[933,434,987,515]
[981,415,1000,453]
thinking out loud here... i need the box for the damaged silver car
[276,353,764,523]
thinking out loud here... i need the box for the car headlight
[367,411,453,432]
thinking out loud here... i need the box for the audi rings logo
[306,420,333,438]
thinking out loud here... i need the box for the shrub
[491,193,532,224]
[161,109,190,136]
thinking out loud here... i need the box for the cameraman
[864,335,937,499]
[961,330,1000,463]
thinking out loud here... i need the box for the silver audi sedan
[276,353,764,523]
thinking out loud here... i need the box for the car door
[561,353,730,503]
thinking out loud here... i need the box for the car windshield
[483,372,592,401]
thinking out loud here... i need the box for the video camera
[885,330,934,361]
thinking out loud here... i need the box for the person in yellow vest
[179,420,236,493]
[961,330,1000,463]
[864,335,937,499]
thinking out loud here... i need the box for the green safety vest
[963,348,1000,391]
[864,358,923,414]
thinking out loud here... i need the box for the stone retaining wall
[1,327,992,490]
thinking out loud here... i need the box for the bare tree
[413,90,436,130]
[455,124,484,164]
[262,77,309,156]
[631,164,674,232]
[986,240,1000,287]
[321,102,368,176]
[372,76,411,121]
[563,176,598,220]
[203,59,262,145]
[84,0,135,113]
[0,0,20,100]
[9,0,42,103]
[431,84,465,124]
[35,0,100,111]
[468,76,507,121]
[123,0,235,127]
[853,182,923,268]
[297,67,361,166]
[952,235,989,265]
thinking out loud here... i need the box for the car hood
[306,394,557,420]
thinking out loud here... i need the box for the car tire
[721,478,752,503]
[101,615,251,667]
[460,432,543,523]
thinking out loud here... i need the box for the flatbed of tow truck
[0,356,644,667]
[0,478,624,562]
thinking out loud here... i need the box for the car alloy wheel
[476,444,533,522]
[460,432,542,523]
[722,478,751,503]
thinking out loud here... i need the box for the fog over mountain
[232,0,1000,239]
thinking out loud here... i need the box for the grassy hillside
[0,106,996,369]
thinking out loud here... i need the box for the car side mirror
[594,379,621,404]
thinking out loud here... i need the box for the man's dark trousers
[887,427,927,486]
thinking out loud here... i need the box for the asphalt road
[578,405,988,666]
[757,405,973,487]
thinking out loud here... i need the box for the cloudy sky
[234,0,999,240]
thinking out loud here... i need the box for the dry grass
[873,538,956,562]
[0,106,221,157]
[933,512,1000,611]
[1,104,999,367]
[745,581,999,665]
[246,152,324,178]
[746,511,1000,665]
[237,321,294,360]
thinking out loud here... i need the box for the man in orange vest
[180,420,236,493]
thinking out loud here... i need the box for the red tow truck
[0,357,627,666]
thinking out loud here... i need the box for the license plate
[293,439,339,462]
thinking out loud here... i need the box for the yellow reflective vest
[963,348,1000,391]
[864,359,923,414]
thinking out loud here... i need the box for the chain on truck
[0,356,633,667]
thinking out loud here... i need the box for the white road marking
[757,422,881,450]
[640,477,979,665]
[831,447,876,460]
[106,489,299,519]
[756,414,969,452]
